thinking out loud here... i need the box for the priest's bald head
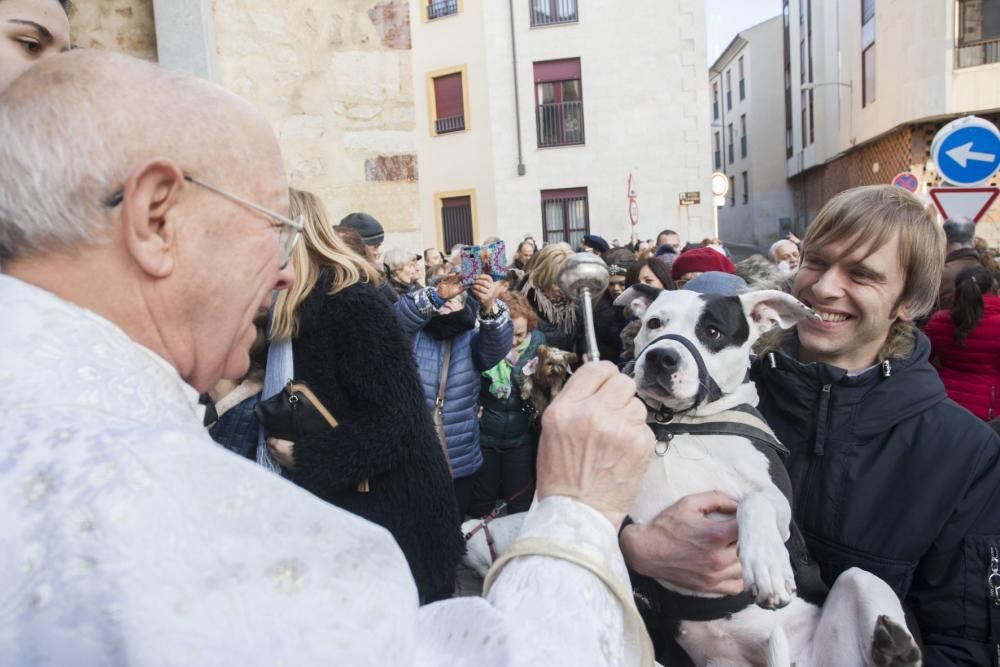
[0,50,296,391]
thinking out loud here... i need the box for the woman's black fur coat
[290,275,464,603]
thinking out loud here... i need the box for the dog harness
[648,403,788,457]
[463,482,535,564]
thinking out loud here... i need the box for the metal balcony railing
[435,114,465,134]
[956,37,1000,68]
[427,0,458,20]
[530,0,578,27]
[536,100,585,147]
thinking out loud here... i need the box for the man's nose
[810,268,844,299]
[274,262,296,291]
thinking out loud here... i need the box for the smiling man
[751,185,1000,664]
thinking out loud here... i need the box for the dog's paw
[871,615,921,667]
[740,537,796,610]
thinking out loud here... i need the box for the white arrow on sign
[946,141,997,168]
[929,187,1000,223]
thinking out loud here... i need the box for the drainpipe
[508,0,526,176]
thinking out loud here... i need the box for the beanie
[339,212,385,246]
[670,246,737,281]
[582,234,610,254]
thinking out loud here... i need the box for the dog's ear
[535,345,549,360]
[614,284,661,318]
[738,290,818,336]
[566,352,579,368]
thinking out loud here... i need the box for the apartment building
[410,0,714,251]
[709,16,795,248]
[784,0,1000,241]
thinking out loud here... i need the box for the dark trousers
[468,444,536,518]
[454,475,476,518]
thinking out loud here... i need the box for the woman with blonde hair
[263,188,464,603]
[515,241,580,351]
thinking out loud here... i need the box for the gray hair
[768,239,796,261]
[0,51,256,261]
[942,218,975,246]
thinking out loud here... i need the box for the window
[534,58,585,147]
[530,0,578,27]
[430,70,466,134]
[738,56,746,100]
[740,114,747,158]
[426,0,458,20]
[441,195,474,248]
[541,188,589,247]
[712,82,719,120]
[727,123,734,164]
[725,70,732,109]
[862,0,876,106]
[956,0,1000,67]
[741,171,749,204]
[800,91,808,149]
[713,131,722,170]
[783,0,793,158]
[729,176,736,206]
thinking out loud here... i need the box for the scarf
[484,338,531,399]
[525,277,577,334]
[424,304,477,340]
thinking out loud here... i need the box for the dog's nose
[647,347,681,371]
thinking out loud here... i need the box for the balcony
[435,115,465,134]
[956,37,1000,68]
[530,0,578,27]
[427,0,458,20]
[741,136,747,158]
[537,100,585,147]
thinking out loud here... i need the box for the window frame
[534,58,585,148]
[427,65,471,136]
[434,189,479,250]
[540,187,590,247]
[423,0,462,22]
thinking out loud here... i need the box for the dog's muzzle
[635,333,724,418]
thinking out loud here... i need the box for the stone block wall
[70,0,422,247]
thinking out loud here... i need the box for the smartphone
[459,240,508,287]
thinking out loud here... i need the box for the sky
[705,0,783,63]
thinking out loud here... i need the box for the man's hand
[469,274,497,312]
[435,273,464,301]
[620,491,744,595]
[266,436,296,469]
[536,362,653,528]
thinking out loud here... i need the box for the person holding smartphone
[395,271,514,516]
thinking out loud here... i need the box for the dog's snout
[647,347,681,371]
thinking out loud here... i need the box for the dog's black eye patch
[695,295,750,352]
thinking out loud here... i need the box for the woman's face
[638,265,665,290]
[0,0,70,92]
[405,260,421,283]
[512,316,529,347]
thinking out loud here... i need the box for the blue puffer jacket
[396,290,513,479]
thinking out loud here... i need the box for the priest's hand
[535,361,653,529]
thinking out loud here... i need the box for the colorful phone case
[459,240,508,286]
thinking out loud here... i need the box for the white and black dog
[615,284,920,667]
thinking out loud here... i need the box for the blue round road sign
[932,117,1000,186]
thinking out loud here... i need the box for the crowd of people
[2,3,1000,665]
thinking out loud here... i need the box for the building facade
[71,0,425,249]
[784,0,1000,243]
[709,16,795,248]
[409,0,714,252]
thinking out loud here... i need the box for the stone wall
[213,0,421,243]
[70,0,422,247]
[70,0,157,60]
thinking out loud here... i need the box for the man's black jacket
[753,331,1000,665]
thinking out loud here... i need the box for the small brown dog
[520,345,578,418]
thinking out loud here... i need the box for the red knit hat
[670,247,736,280]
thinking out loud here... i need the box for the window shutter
[533,58,581,83]
[433,73,464,120]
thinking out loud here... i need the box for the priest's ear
[118,159,185,278]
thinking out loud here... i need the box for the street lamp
[801,80,854,147]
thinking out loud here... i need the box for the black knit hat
[338,212,385,246]
[582,234,610,254]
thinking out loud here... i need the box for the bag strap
[434,339,454,474]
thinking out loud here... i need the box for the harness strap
[648,404,788,457]
[631,570,754,623]
[462,480,535,562]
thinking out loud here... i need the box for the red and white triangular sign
[929,187,999,223]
